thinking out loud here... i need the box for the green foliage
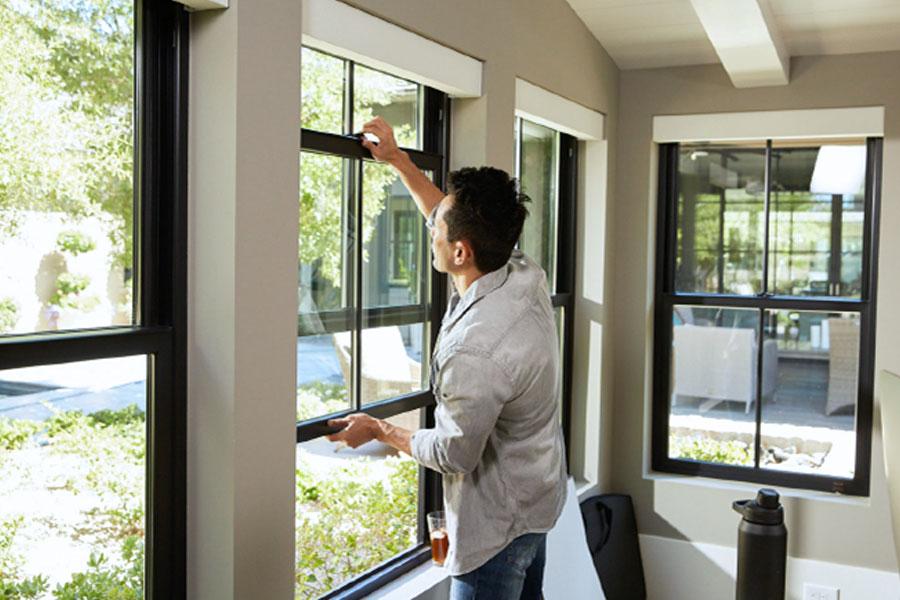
[299,49,413,293]
[0,419,40,451]
[0,298,18,333]
[0,517,49,600]
[52,538,143,600]
[670,435,753,466]
[0,0,133,268]
[295,456,418,599]
[56,230,96,255]
[50,272,92,309]
[296,381,348,421]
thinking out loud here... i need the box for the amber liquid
[430,529,449,566]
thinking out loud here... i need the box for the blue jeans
[450,533,546,600]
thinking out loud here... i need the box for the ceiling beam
[689,0,789,88]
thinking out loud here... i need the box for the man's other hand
[326,413,381,449]
[360,117,404,164]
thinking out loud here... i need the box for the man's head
[429,167,529,276]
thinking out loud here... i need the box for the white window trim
[652,106,885,143]
[302,0,482,98]
[515,79,605,141]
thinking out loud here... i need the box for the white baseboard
[639,534,900,600]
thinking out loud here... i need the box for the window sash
[0,2,188,597]
[652,140,882,496]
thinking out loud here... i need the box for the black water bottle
[733,488,787,600]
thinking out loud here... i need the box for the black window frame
[296,47,450,599]
[514,117,578,468]
[0,2,188,598]
[652,138,882,496]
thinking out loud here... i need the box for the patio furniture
[826,317,860,416]
[332,327,421,416]
[673,325,778,414]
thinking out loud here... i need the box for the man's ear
[454,240,474,266]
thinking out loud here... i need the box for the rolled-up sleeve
[411,350,514,475]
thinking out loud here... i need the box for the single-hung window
[295,46,448,598]
[652,138,882,496]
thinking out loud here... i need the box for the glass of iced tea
[426,511,448,566]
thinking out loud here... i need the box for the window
[296,46,447,598]
[653,139,882,495]
[0,1,186,597]
[514,117,577,462]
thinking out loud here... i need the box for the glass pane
[0,2,135,334]
[554,306,565,425]
[669,306,759,467]
[676,144,766,295]
[360,323,429,406]
[297,332,352,421]
[353,65,420,149]
[301,47,345,135]
[761,310,859,478]
[0,356,146,595]
[768,142,866,298]
[299,152,352,315]
[518,120,559,290]
[296,409,421,598]
[362,162,429,308]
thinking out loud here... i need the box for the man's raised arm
[360,117,445,218]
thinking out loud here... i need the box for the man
[327,117,566,600]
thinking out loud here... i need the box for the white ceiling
[567,0,900,71]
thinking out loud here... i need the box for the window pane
[676,144,766,295]
[669,306,759,467]
[761,310,859,478]
[353,65,420,149]
[360,323,429,406]
[0,2,135,334]
[362,162,429,308]
[0,356,146,595]
[299,152,353,314]
[297,332,352,421]
[554,306,565,425]
[301,47,345,135]
[296,409,421,598]
[518,120,559,290]
[768,143,866,298]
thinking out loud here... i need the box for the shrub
[296,381,348,421]
[0,517,49,600]
[669,435,753,466]
[0,298,18,333]
[56,231,96,256]
[50,273,92,310]
[52,537,143,600]
[295,455,418,598]
[0,419,40,451]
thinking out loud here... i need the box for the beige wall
[342,0,621,488]
[613,51,900,571]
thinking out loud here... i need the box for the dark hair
[444,166,530,273]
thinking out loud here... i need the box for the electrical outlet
[803,583,840,600]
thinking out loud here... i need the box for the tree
[300,48,416,297]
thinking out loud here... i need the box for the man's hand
[360,117,405,165]
[326,413,381,449]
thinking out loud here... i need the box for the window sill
[643,470,872,507]
[362,560,450,600]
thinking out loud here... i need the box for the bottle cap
[732,488,784,525]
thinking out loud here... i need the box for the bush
[56,231,96,256]
[52,538,143,600]
[0,419,40,451]
[0,517,49,600]
[669,435,753,466]
[50,273,92,310]
[295,455,418,598]
[296,382,348,421]
[0,298,18,333]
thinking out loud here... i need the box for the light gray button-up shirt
[410,250,567,576]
